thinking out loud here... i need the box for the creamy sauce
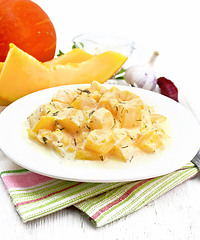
[24,119,173,170]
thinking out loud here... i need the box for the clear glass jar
[72,33,135,57]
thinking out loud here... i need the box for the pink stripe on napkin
[15,182,82,207]
[2,172,52,189]
[91,179,150,220]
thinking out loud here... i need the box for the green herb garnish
[122,145,128,149]
[43,137,48,145]
[89,110,95,117]
[78,88,91,94]
[52,111,59,116]
[86,125,91,130]
[72,42,84,49]
[57,50,64,57]
[99,156,104,161]
[112,67,127,80]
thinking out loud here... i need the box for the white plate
[0,84,200,182]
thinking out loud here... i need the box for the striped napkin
[0,150,199,227]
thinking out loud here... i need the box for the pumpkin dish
[27,81,171,163]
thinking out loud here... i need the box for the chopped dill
[122,145,128,149]
[52,111,59,116]
[99,156,104,161]
[43,137,48,145]
[78,88,91,94]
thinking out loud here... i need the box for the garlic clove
[124,51,159,91]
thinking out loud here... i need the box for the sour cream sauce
[24,119,173,170]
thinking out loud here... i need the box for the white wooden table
[1,0,200,239]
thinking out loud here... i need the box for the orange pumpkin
[0,0,56,62]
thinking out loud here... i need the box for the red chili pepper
[157,77,179,102]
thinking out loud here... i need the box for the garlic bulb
[124,51,159,90]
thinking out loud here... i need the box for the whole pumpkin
[0,0,56,62]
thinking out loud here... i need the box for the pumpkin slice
[0,62,3,72]
[0,48,93,71]
[44,48,93,65]
[0,62,11,105]
[0,49,93,105]
[0,98,11,106]
[0,48,93,73]
[0,44,127,102]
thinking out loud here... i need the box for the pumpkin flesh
[0,44,128,102]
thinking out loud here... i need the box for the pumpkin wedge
[0,62,3,72]
[0,48,93,71]
[0,44,127,102]
[0,97,11,106]
[0,48,93,105]
[44,48,93,65]
[0,62,11,105]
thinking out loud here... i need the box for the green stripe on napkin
[75,164,199,227]
[0,161,199,226]
[1,169,126,222]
